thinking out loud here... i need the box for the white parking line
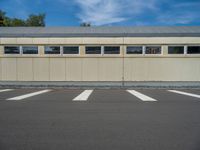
[168,90,200,99]
[73,90,93,101]
[127,90,157,101]
[7,90,51,101]
[0,89,13,93]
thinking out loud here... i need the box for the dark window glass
[85,46,101,54]
[104,46,120,54]
[4,46,20,54]
[63,46,79,54]
[187,46,200,54]
[45,46,60,54]
[168,46,184,54]
[145,46,161,54]
[127,46,143,54]
[22,46,38,54]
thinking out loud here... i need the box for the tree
[11,18,26,26]
[0,10,6,26]
[26,13,45,26]
[80,22,91,27]
[0,9,46,27]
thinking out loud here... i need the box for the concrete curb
[0,81,200,89]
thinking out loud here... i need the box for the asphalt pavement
[0,88,200,150]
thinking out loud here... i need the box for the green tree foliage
[0,10,7,26]
[11,18,26,26]
[0,10,45,27]
[26,14,45,26]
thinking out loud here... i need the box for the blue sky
[0,0,200,26]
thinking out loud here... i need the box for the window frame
[44,45,61,55]
[126,46,143,55]
[4,45,21,55]
[144,45,162,55]
[85,45,103,55]
[103,46,121,55]
[22,45,39,55]
[62,46,80,56]
[168,46,185,55]
[186,45,200,55]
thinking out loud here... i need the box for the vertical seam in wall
[81,57,83,81]
[32,58,34,81]
[0,58,3,81]
[97,57,99,82]
[16,58,18,81]
[122,37,125,86]
[48,58,50,81]
[64,58,66,81]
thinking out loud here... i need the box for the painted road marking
[168,90,200,99]
[127,90,157,101]
[7,90,51,101]
[0,89,13,93]
[73,90,93,101]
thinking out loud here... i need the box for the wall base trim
[0,81,200,89]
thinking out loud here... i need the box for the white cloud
[74,0,158,25]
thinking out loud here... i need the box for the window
[187,46,200,54]
[168,46,184,54]
[45,46,60,54]
[127,46,143,54]
[85,46,101,54]
[4,46,20,54]
[145,46,161,54]
[104,46,120,54]
[63,46,79,54]
[22,46,38,54]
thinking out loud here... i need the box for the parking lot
[0,88,200,150]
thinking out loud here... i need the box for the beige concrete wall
[0,57,199,81]
[50,58,66,81]
[1,58,17,81]
[17,58,33,81]
[33,58,49,81]
[66,58,82,81]
[0,36,200,81]
[0,57,123,81]
[124,58,200,81]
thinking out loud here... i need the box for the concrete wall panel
[1,38,17,44]
[124,58,200,81]
[32,38,49,44]
[82,58,99,81]
[82,38,123,44]
[17,38,33,44]
[49,58,66,81]
[33,58,50,81]
[66,58,82,81]
[99,58,123,81]
[1,58,17,81]
[17,58,33,81]
[0,46,4,55]
[124,37,200,45]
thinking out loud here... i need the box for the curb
[0,81,200,89]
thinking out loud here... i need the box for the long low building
[0,26,200,82]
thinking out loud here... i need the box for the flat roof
[0,26,200,37]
